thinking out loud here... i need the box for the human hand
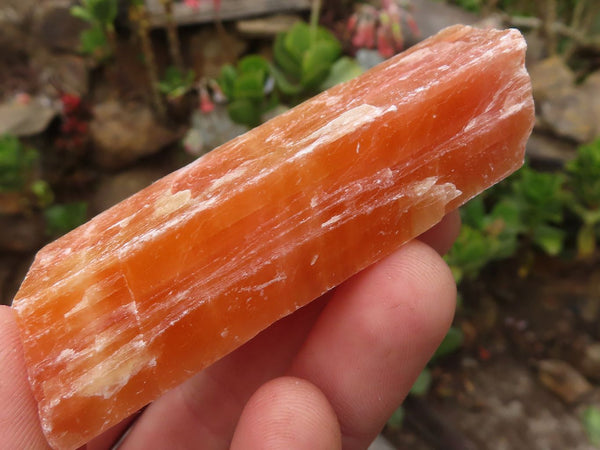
[0,211,460,450]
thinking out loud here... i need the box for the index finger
[0,305,50,449]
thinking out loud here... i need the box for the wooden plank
[145,0,311,27]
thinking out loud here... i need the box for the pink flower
[376,27,395,58]
[184,0,200,10]
[199,87,215,113]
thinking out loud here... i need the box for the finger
[288,240,457,449]
[120,294,331,449]
[0,306,51,449]
[418,209,461,255]
[231,377,341,450]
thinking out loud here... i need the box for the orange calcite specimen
[13,25,533,449]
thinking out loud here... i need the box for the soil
[384,256,600,449]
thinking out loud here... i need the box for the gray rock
[92,168,166,214]
[368,435,397,450]
[90,100,180,169]
[32,1,88,53]
[529,57,575,103]
[186,28,247,79]
[409,0,479,45]
[355,49,385,71]
[0,96,58,136]
[580,342,600,382]
[580,71,600,138]
[526,132,577,166]
[524,31,548,67]
[530,59,600,143]
[183,107,247,156]
[31,51,89,96]
[539,89,595,143]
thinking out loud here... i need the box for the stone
[525,132,577,167]
[529,57,575,103]
[530,59,600,143]
[90,100,180,169]
[31,51,90,97]
[580,71,600,139]
[0,96,58,137]
[32,1,89,53]
[186,28,247,79]
[580,342,600,382]
[183,107,248,157]
[92,168,167,215]
[12,26,534,449]
[538,359,593,404]
[408,0,478,45]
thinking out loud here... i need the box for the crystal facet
[12,25,534,449]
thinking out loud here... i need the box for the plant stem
[130,3,166,118]
[309,0,322,45]
[160,0,184,70]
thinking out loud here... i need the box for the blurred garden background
[1,0,599,448]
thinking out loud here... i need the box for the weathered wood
[145,0,311,27]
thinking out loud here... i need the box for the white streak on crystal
[74,339,155,399]
[411,177,439,196]
[310,255,319,265]
[239,272,287,292]
[290,104,393,162]
[56,348,76,363]
[499,98,529,120]
[321,214,342,228]
[153,189,191,218]
[208,166,248,192]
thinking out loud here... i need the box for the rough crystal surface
[12,25,534,449]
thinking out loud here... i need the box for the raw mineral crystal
[12,25,534,449]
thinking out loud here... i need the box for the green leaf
[461,196,487,229]
[567,138,600,211]
[233,72,266,101]
[227,99,260,127]
[432,327,463,360]
[0,135,38,192]
[218,64,237,99]
[70,5,94,22]
[488,200,521,235]
[30,180,54,207]
[532,224,565,256]
[582,406,600,446]
[387,406,405,430]
[319,57,364,90]
[44,202,88,237]
[576,224,597,258]
[238,55,270,78]
[79,25,109,57]
[274,32,302,77]
[283,22,312,63]
[270,64,303,96]
[158,66,195,99]
[410,368,432,396]
[88,0,118,26]
[301,40,342,87]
